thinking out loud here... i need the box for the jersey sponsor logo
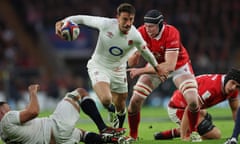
[107,32,114,38]
[201,91,211,101]
[109,46,123,56]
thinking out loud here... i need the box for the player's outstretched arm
[19,84,40,124]
[228,97,239,120]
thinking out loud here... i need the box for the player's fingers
[35,84,40,90]
[55,21,63,35]
[159,75,167,82]
[126,68,133,72]
[130,74,134,79]
[28,84,40,91]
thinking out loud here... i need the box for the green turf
[0,107,234,144]
[77,107,234,144]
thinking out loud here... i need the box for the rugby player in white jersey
[55,3,161,129]
[0,84,126,144]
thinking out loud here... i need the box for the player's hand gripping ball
[61,21,80,41]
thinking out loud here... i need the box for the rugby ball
[61,21,80,41]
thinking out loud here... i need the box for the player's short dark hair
[117,3,136,15]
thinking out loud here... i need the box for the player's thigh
[171,63,195,88]
[197,114,220,139]
[51,100,80,125]
[88,66,110,87]
[131,74,161,100]
[88,67,112,99]
[93,82,112,100]
[137,74,161,89]
[110,70,128,94]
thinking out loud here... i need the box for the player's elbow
[28,107,40,118]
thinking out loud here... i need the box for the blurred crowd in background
[0,0,240,110]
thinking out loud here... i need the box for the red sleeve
[165,26,181,50]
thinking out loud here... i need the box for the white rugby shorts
[87,62,128,93]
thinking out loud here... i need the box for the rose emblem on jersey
[142,45,146,49]
[128,40,133,45]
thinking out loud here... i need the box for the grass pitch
[0,107,234,144]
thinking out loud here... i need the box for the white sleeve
[63,15,108,30]
[134,30,158,67]
[138,45,158,67]
[2,111,21,126]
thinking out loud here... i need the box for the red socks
[161,128,180,139]
[187,108,200,132]
[128,111,140,139]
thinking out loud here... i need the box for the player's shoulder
[164,23,179,33]
[108,18,118,23]
[105,17,117,23]
[97,17,117,28]
[137,25,145,31]
[1,111,19,124]
[5,111,19,118]
[196,74,222,81]
[129,25,141,36]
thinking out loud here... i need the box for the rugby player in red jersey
[126,9,201,142]
[155,68,240,141]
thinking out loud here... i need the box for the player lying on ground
[0,84,126,144]
[154,68,240,141]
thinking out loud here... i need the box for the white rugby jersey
[0,111,52,144]
[64,15,157,69]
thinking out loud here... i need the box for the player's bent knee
[188,102,198,110]
[77,88,89,98]
[129,97,144,112]
[197,113,215,136]
[101,99,112,108]
[97,94,111,107]
[212,128,221,139]
[201,127,221,139]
